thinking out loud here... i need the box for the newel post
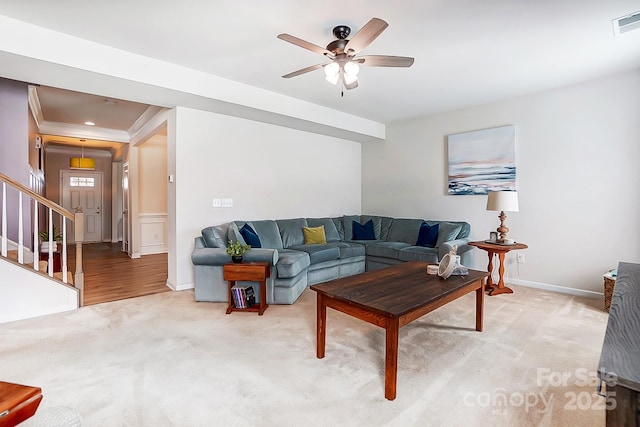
[74,207,85,307]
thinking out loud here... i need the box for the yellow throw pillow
[303,225,326,244]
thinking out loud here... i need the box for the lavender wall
[0,78,32,244]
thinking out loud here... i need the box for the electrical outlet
[517,253,525,263]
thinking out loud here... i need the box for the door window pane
[70,176,95,187]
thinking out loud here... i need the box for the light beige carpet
[1,285,608,426]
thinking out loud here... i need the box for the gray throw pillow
[227,222,246,245]
[201,225,228,248]
[435,222,463,248]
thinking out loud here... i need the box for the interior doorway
[60,170,103,243]
[122,162,130,254]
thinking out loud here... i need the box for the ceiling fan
[277,18,414,91]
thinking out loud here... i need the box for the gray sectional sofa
[191,215,471,305]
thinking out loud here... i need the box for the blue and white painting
[447,125,516,195]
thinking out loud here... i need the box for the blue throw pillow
[416,222,439,248]
[352,219,376,240]
[240,223,261,248]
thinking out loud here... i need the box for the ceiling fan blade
[344,18,388,56]
[282,63,326,78]
[277,34,334,57]
[356,55,414,67]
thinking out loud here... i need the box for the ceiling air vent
[613,11,640,36]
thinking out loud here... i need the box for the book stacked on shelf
[231,285,256,308]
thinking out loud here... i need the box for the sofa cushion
[288,244,340,264]
[201,224,228,248]
[387,218,423,244]
[366,241,412,259]
[435,222,463,248]
[398,246,439,263]
[306,218,340,242]
[250,220,284,249]
[276,249,311,279]
[240,223,262,248]
[352,219,376,240]
[325,241,366,258]
[277,218,308,248]
[332,217,345,240]
[416,222,439,248]
[303,226,327,244]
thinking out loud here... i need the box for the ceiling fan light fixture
[324,62,340,85]
[343,61,360,77]
[343,61,360,85]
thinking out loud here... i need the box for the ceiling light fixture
[324,62,340,85]
[84,121,95,126]
[70,146,96,170]
[343,61,360,85]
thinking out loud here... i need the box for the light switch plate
[212,198,222,207]
[222,198,233,208]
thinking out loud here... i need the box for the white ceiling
[3,0,640,131]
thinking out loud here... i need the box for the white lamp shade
[486,191,519,212]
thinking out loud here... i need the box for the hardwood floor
[67,243,170,306]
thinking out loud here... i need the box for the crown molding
[128,105,165,138]
[37,121,130,143]
[44,145,112,157]
[28,85,44,128]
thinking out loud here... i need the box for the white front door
[61,170,103,243]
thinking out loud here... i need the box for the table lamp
[486,191,519,243]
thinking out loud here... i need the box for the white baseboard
[509,278,603,299]
[140,244,168,255]
[0,304,76,324]
[167,279,194,291]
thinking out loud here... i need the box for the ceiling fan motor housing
[327,25,351,54]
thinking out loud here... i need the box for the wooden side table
[223,262,270,315]
[469,241,528,296]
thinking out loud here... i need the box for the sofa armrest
[191,247,278,266]
[438,238,471,260]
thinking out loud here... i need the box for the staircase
[0,172,85,323]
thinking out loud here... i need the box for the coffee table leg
[317,293,326,359]
[385,317,399,400]
[476,279,484,332]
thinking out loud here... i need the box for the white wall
[171,107,362,290]
[0,261,78,323]
[363,69,640,294]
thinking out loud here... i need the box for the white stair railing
[0,172,85,306]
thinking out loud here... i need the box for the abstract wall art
[447,125,516,195]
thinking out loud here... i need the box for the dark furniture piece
[223,262,270,315]
[598,262,640,426]
[39,250,61,273]
[310,261,488,400]
[0,381,42,426]
[469,241,528,295]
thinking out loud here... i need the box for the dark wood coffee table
[310,261,488,400]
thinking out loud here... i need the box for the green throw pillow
[303,226,327,244]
